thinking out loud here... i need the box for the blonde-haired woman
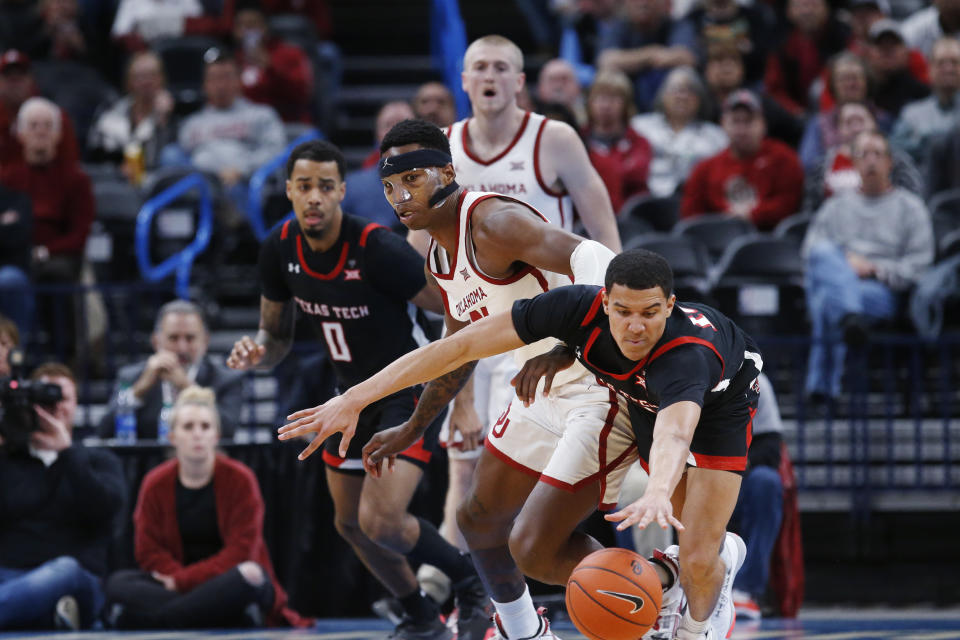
[104,386,310,629]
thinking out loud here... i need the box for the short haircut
[463,35,524,72]
[604,249,674,297]
[827,51,870,99]
[851,129,890,157]
[653,66,711,121]
[380,118,451,155]
[932,36,960,60]
[31,361,75,384]
[0,313,19,347]
[286,139,346,180]
[16,96,61,136]
[170,385,221,433]
[588,70,636,125]
[154,299,207,334]
[126,50,165,89]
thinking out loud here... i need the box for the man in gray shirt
[802,130,934,401]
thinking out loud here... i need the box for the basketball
[565,548,663,640]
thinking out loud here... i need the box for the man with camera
[0,361,126,630]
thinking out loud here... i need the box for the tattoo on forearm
[256,300,294,369]
[406,361,478,435]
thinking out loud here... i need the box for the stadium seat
[89,177,143,282]
[928,188,960,240]
[32,60,118,151]
[154,36,221,112]
[940,228,960,261]
[625,233,713,303]
[618,193,680,232]
[672,214,757,263]
[773,212,812,246]
[710,235,808,336]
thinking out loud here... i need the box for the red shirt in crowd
[0,158,93,256]
[238,37,314,123]
[585,127,652,213]
[681,138,805,230]
[133,455,312,628]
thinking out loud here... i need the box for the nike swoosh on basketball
[597,589,645,613]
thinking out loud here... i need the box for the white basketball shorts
[440,352,518,460]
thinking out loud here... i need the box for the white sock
[681,609,709,634]
[492,585,540,639]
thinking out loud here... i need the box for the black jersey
[259,215,427,389]
[512,284,762,424]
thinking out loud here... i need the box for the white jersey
[427,190,586,388]
[448,112,574,231]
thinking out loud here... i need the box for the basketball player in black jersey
[226,140,488,640]
[281,249,762,640]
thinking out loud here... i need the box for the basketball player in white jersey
[282,119,637,640]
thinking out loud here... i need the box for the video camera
[0,349,63,451]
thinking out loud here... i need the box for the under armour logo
[635,374,646,389]
[344,269,361,281]
[460,268,470,281]
[510,161,524,171]
[288,263,300,274]
[597,590,645,613]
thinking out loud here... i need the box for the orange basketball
[565,548,663,640]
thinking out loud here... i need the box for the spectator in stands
[412,81,456,128]
[702,44,804,147]
[0,97,93,288]
[28,0,90,62]
[551,0,620,65]
[165,49,285,213]
[0,362,125,630]
[926,122,960,195]
[730,372,784,621]
[359,99,414,169]
[863,20,930,118]
[890,38,960,164]
[0,49,79,165]
[87,50,175,177]
[0,314,17,376]
[596,0,698,111]
[901,0,960,60]
[536,58,586,126]
[682,89,804,230]
[798,52,881,171]
[232,1,313,124]
[802,131,933,401]
[105,386,311,629]
[0,184,32,335]
[259,0,333,39]
[630,66,727,197]
[804,101,922,211]
[110,0,217,50]
[99,300,244,440]
[583,70,652,212]
[764,0,851,116]
[681,0,777,86]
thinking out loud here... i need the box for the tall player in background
[285,120,638,640]
[226,140,488,640]
[416,35,623,578]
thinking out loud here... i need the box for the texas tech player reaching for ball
[282,249,761,640]
[281,119,636,640]
[227,140,488,640]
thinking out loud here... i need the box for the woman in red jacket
[105,386,310,629]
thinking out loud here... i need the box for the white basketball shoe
[491,607,561,640]
[710,532,747,640]
[643,545,684,640]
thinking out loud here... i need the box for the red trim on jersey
[746,405,756,450]
[464,193,550,286]
[691,452,748,471]
[538,444,636,511]
[399,437,432,463]
[438,286,451,316]
[483,435,542,479]
[427,191,468,281]
[532,116,568,200]
[558,198,566,228]
[321,449,346,468]
[596,389,618,503]
[280,219,291,239]
[445,125,453,138]
[296,235,350,280]
[644,337,725,378]
[580,290,605,326]
[359,222,385,247]
[462,112,532,166]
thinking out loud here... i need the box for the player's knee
[333,515,365,546]
[358,500,404,548]
[237,561,266,586]
[679,545,722,584]
[507,525,551,581]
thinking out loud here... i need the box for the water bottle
[114,383,138,444]
[157,399,172,443]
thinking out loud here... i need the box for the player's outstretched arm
[278,311,526,460]
[226,297,295,371]
[542,120,622,252]
[605,401,700,532]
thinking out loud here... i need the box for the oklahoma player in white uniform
[282,119,634,640]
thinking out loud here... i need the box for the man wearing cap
[0,50,78,165]
[864,19,931,117]
[891,37,960,164]
[680,89,803,231]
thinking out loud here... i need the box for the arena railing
[134,172,214,299]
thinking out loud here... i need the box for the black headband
[379,149,452,177]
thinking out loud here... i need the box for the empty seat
[928,188,960,240]
[773,212,812,245]
[619,193,680,232]
[625,233,713,302]
[154,36,221,110]
[672,214,757,263]
[710,235,808,336]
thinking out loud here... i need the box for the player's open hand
[278,395,362,460]
[362,424,419,477]
[605,492,684,532]
[511,344,576,407]
[227,336,265,370]
[449,397,483,451]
